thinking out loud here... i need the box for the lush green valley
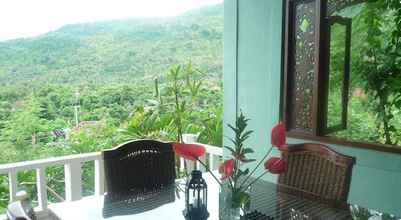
[0,5,222,85]
[0,4,223,211]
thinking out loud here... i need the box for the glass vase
[219,183,250,220]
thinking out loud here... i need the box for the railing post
[36,167,48,210]
[8,171,17,202]
[94,159,105,196]
[64,162,82,201]
[209,155,221,171]
[198,155,207,172]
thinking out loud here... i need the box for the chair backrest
[278,143,355,207]
[102,140,176,195]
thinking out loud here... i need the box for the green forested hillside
[0,4,222,85]
[0,4,223,161]
[0,4,223,210]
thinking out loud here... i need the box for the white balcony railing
[0,134,222,218]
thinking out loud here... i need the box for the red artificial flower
[264,157,287,174]
[219,159,235,180]
[172,142,206,161]
[271,122,286,148]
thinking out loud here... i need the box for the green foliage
[198,106,223,146]
[0,4,223,86]
[225,112,255,165]
[328,1,401,146]
[223,112,256,209]
[165,62,205,142]
[0,4,223,212]
[357,1,401,145]
[120,106,173,140]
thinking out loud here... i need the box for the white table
[48,173,219,220]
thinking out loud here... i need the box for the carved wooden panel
[327,0,365,15]
[290,0,317,132]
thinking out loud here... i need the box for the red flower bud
[172,142,206,161]
[219,159,235,180]
[271,122,286,148]
[264,157,287,174]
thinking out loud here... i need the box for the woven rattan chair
[102,139,176,196]
[278,143,356,208]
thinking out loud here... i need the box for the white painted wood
[187,160,195,173]
[210,155,221,170]
[0,133,221,214]
[0,152,101,174]
[180,158,185,173]
[36,167,48,210]
[64,162,82,201]
[8,171,17,202]
[196,143,223,156]
[94,159,105,196]
[182,134,198,143]
[197,155,207,172]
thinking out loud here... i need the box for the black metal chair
[102,139,176,196]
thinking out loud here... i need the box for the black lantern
[184,170,209,220]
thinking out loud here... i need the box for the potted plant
[173,112,288,219]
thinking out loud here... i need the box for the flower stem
[239,146,274,189]
[242,170,269,191]
[196,158,223,187]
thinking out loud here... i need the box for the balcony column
[36,167,48,210]
[94,159,105,195]
[8,171,17,202]
[209,155,221,171]
[64,162,82,201]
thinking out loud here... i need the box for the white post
[94,159,105,196]
[182,134,198,173]
[179,157,185,173]
[209,155,221,171]
[198,155,207,172]
[64,162,82,201]
[8,171,17,202]
[36,167,48,210]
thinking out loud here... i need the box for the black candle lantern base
[184,170,209,220]
[183,205,209,220]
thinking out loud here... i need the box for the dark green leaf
[242,148,254,154]
[241,159,256,163]
[224,146,236,155]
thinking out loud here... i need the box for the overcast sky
[0,0,223,41]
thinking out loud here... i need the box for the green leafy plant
[220,112,287,210]
[356,1,401,145]
[165,62,204,142]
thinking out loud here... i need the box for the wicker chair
[102,140,176,196]
[278,143,356,208]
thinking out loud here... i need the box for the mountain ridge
[0,4,223,86]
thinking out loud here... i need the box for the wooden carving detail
[292,1,316,132]
[327,0,365,15]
